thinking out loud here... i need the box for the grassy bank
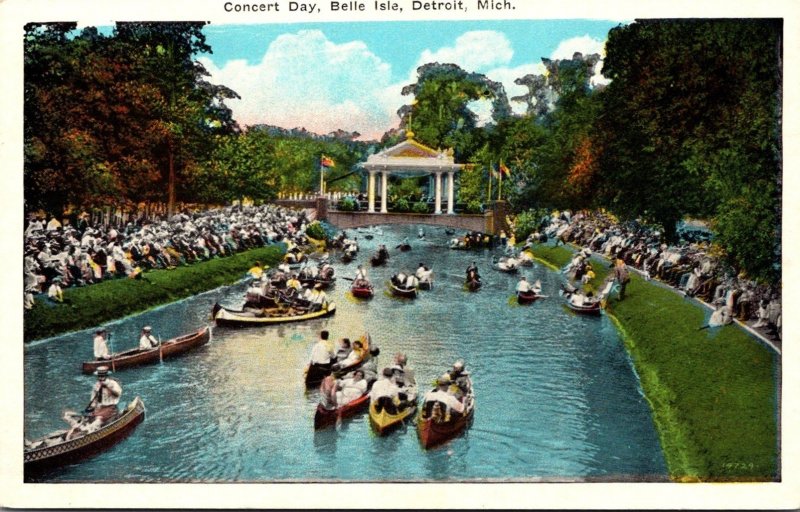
[24,245,285,342]
[527,243,778,481]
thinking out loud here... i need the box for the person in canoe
[319,374,338,410]
[286,273,302,293]
[466,262,480,280]
[305,283,328,312]
[404,272,419,290]
[334,337,352,364]
[391,352,416,386]
[353,264,369,287]
[533,279,543,295]
[416,263,433,288]
[333,339,366,371]
[361,346,381,382]
[378,244,390,261]
[138,326,159,350]
[423,374,465,420]
[86,366,122,424]
[336,369,368,406]
[247,260,265,280]
[516,276,532,294]
[448,361,471,399]
[310,330,334,368]
[370,368,402,414]
[93,329,111,361]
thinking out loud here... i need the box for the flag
[499,161,511,177]
[321,155,335,168]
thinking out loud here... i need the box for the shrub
[513,208,550,240]
[337,196,358,212]
[465,200,483,214]
[411,202,429,214]
[393,198,410,212]
[305,221,328,241]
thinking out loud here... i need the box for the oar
[158,336,163,363]
[341,276,354,281]
[107,333,116,373]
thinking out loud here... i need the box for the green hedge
[527,243,778,481]
[24,245,285,342]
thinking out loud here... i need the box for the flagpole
[498,166,502,201]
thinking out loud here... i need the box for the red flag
[321,155,335,168]
[499,161,511,177]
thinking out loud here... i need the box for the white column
[380,171,388,213]
[434,171,442,214]
[368,171,376,213]
[447,171,455,214]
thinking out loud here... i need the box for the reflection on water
[24,224,667,482]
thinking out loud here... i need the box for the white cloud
[200,30,403,140]
[415,30,514,72]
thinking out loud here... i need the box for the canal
[24,224,667,482]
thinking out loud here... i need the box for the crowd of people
[524,210,781,340]
[23,204,314,310]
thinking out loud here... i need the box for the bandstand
[362,133,463,214]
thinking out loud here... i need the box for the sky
[198,20,625,140]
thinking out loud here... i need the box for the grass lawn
[527,243,778,481]
[24,245,285,342]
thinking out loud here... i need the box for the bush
[465,200,483,214]
[393,198,410,212]
[411,202,429,214]
[305,221,328,241]
[336,196,358,212]
[513,208,550,240]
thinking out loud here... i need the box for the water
[24,224,667,482]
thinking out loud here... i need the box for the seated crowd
[526,210,781,340]
[24,204,313,310]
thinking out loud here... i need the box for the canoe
[466,278,482,292]
[397,244,412,252]
[314,392,370,430]
[370,254,388,267]
[369,385,418,436]
[300,276,336,289]
[82,327,211,374]
[390,283,417,299]
[350,282,374,299]
[566,299,602,315]
[24,396,145,478]
[304,362,333,387]
[418,376,475,449]
[492,263,519,274]
[212,302,336,327]
[516,290,541,305]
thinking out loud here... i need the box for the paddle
[340,276,354,281]
[106,333,116,372]
[158,335,163,363]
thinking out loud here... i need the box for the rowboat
[350,281,374,299]
[212,302,336,327]
[389,283,417,299]
[566,299,602,315]
[369,384,418,436]
[24,397,145,478]
[418,376,475,449]
[314,391,369,430]
[371,253,388,267]
[82,327,211,374]
[516,290,541,305]
[466,277,482,292]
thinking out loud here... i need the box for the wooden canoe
[566,299,602,315]
[24,396,145,478]
[418,377,475,449]
[314,392,370,430]
[212,302,336,327]
[82,327,211,374]
[516,290,540,305]
[389,283,417,299]
[369,385,418,436]
[304,362,332,387]
[350,282,374,299]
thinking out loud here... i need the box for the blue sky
[198,20,625,139]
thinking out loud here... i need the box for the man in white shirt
[87,366,122,424]
[370,368,401,413]
[93,329,111,360]
[139,326,159,350]
[310,330,333,367]
[516,276,532,293]
[423,376,465,417]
